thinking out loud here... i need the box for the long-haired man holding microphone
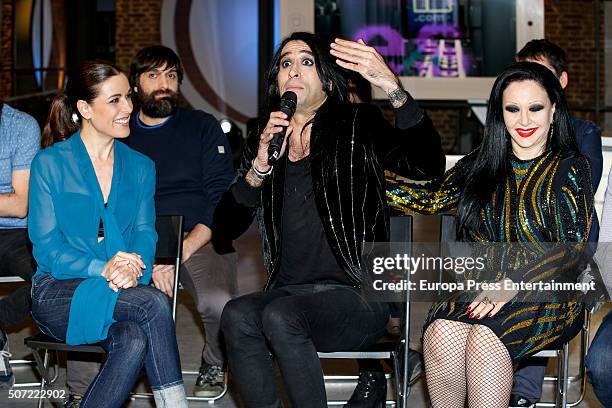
[221,32,445,407]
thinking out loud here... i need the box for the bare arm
[182,223,212,262]
[0,169,30,218]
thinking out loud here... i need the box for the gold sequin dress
[386,150,593,361]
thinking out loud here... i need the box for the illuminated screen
[315,0,516,78]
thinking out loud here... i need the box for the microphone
[267,91,297,164]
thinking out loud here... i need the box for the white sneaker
[0,328,14,389]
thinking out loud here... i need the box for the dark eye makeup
[504,105,519,113]
[504,104,546,113]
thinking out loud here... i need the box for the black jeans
[221,284,390,408]
[0,228,35,328]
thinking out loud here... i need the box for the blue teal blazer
[28,132,157,345]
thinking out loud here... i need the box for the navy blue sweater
[127,108,234,232]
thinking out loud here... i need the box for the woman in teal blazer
[29,62,187,408]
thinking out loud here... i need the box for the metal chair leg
[560,342,570,408]
[399,339,411,408]
[390,350,401,408]
[37,349,49,408]
[554,348,562,408]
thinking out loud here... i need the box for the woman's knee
[147,286,172,315]
[124,286,172,320]
[465,324,507,358]
[106,321,147,356]
[423,319,467,361]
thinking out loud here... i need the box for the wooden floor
[0,216,607,407]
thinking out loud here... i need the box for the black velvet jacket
[232,98,445,289]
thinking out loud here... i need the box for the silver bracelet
[251,159,273,179]
[388,87,408,108]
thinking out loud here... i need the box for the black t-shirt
[276,157,350,287]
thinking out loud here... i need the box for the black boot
[344,371,387,408]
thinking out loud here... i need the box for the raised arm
[331,38,444,180]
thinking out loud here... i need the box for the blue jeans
[512,359,547,402]
[31,273,183,408]
[221,284,390,408]
[585,310,612,407]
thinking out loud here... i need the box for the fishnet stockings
[465,324,513,407]
[423,319,513,408]
[423,319,471,408]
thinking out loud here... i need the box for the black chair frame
[318,214,414,407]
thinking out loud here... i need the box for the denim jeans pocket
[31,301,70,341]
[30,274,77,341]
[30,311,57,340]
[31,273,52,302]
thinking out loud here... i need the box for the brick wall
[429,109,460,152]
[545,0,604,125]
[431,0,606,148]
[2,0,606,130]
[1,0,12,98]
[115,0,161,72]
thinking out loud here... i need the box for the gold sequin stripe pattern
[385,170,460,215]
[516,153,553,245]
[502,305,540,325]
[523,334,562,355]
[504,177,512,240]
[522,251,565,281]
[500,318,535,338]
[531,158,557,229]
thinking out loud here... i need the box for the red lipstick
[516,128,537,138]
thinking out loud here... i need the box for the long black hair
[456,61,578,239]
[262,31,348,116]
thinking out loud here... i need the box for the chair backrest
[155,215,184,263]
[390,214,413,244]
[439,215,462,292]
[440,214,458,243]
[389,214,413,332]
[154,214,184,320]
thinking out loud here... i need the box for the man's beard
[137,88,179,118]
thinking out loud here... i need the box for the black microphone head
[279,91,297,116]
